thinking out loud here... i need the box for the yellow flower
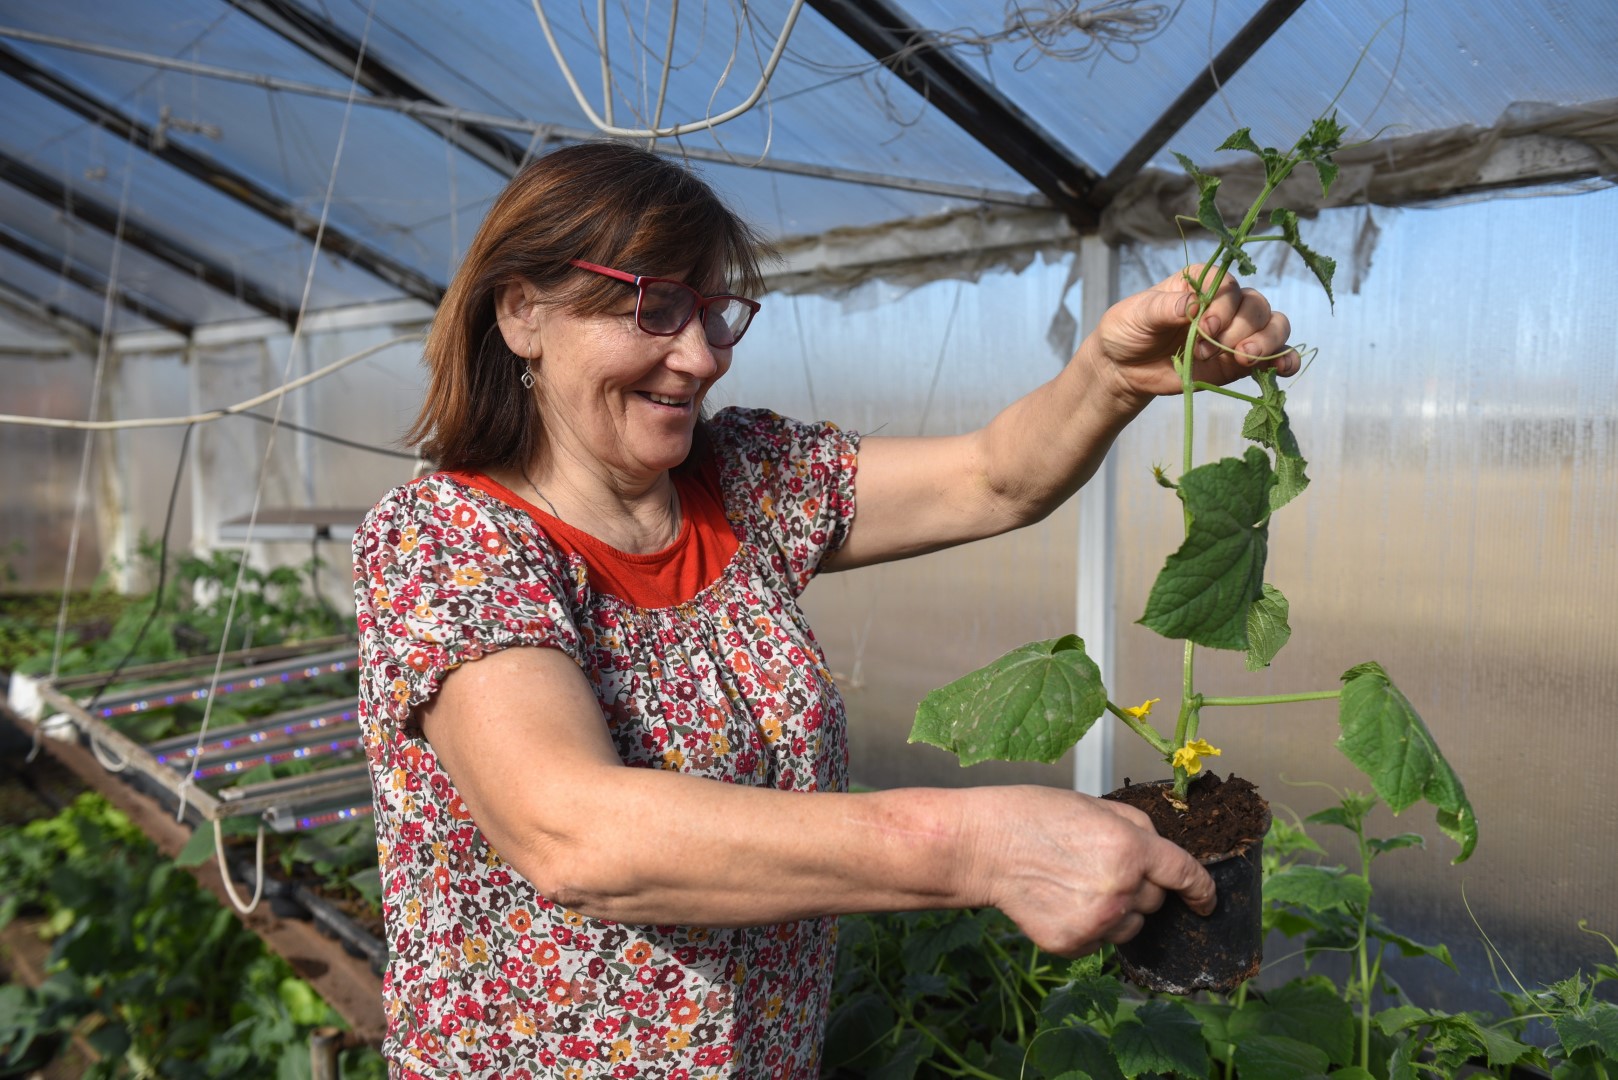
[1124,698,1160,720]
[1171,738,1223,776]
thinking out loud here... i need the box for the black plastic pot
[1114,782,1270,995]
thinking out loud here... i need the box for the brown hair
[406,140,769,471]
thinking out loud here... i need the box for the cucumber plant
[908,112,1476,864]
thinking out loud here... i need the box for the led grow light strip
[295,802,374,831]
[151,706,357,765]
[94,656,354,719]
[187,733,363,780]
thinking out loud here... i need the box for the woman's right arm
[418,645,1214,954]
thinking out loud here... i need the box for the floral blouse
[352,408,860,1079]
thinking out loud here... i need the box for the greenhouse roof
[0,0,1615,340]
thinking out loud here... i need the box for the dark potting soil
[1102,772,1269,861]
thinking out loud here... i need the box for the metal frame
[0,147,299,324]
[806,0,1100,227]
[16,641,369,830]
[0,223,193,335]
[0,42,444,309]
[1086,0,1309,209]
[228,0,531,178]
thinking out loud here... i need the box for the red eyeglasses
[569,259,760,348]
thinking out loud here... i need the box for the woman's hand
[959,785,1215,956]
[1086,265,1298,405]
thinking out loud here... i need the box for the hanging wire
[530,0,808,138]
[165,3,382,914]
[48,128,140,680]
[0,333,418,432]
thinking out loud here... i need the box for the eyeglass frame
[568,259,761,348]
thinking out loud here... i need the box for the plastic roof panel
[890,0,1267,176]
[6,0,511,289]
[1159,0,1618,172]
[0,183,263,327]
[0,0,1613,329]
[0,242,157,334]
[312,0,1033,195]
[0,79,402,320]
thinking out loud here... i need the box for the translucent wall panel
[717,255,1087,790]
[0,349,100,592]
[1110,188,1618,1007]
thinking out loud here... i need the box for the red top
[446,455,740,610]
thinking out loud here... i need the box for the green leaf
[1367,834,1426,857]
[1111,1000,1209,1079]
[1265,864,1370,913]
[1366,916,1457,971]
[1337,662,1478,862]
[1314,157,1341,197]
[900,910,984,972]
[174,825,217,868]
[868,1031,932,1080]
[1174,152,1231,241]
[1555,1003,1618,1059]
[1218,127,1291,185]
[823,993,892,1067]
[1270,208,1337,307]
[1245,583,1292,670]
[1266,817,1327,858]
[1242,368,1311,511]
[1232,1033,1331,1080]
[1331,1069,1379,1080]
[1042,974,1123,1027]
[909,635,1108,766]
[1297,113,1347,195]
[1029,1024,1124,1080]
[1230,976,1356,1065]
[1139,447,1274,649]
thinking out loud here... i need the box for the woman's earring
[519,364,536,390]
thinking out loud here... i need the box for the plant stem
[1191,381,1262,404]
[1353,816,1375,1071]
[1105,700,1174,755]
[1199,690,1342,707]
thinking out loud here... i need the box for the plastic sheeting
[1110,186,1618,1008]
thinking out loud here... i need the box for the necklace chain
[519,467,680,538]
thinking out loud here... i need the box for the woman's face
[519,279,733,487]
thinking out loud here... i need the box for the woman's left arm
[824,267,1297,571]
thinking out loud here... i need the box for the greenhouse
[1,0,1615,1075]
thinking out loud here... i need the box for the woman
[353,140,1296,1078]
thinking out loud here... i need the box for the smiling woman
[353,140,1295,1078]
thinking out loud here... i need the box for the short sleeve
[352,476,583,731]
[707,407,860,595]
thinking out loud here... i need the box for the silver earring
[520,364,535,390]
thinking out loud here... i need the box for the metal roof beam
[0,278,101,343]
[0,226,194,336]
[0,149,298,323]
[0,43,444,308]
[806,0,1099,227]
[227,0,530,178]
[1087,0,1308,209]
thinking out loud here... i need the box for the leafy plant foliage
[0,794,386,1077]
[824,796,1615,1079]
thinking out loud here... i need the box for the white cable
[182,0,380,813]
[48,135,138,679]
[213,818,267,914]
[651,0,680,136]
[0,333,417,431]
[531,0,807,138]
[597,0,614,127]
[88,732,131,773]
